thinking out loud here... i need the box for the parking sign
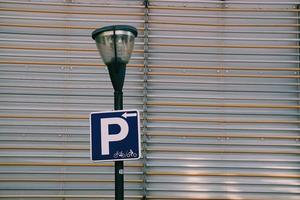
[90,110,141,161]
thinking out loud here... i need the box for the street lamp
[92,25,138,200]
[92,25,137,95]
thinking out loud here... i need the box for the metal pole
[114,90,124,200]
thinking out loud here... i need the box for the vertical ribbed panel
[146,0,300,199]
[0,0,144,199]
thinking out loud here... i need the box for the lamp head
[92,25,137,66]
[92,25,138,92]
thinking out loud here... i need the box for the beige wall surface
[0,0,299,199]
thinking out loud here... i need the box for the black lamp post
[92,25,138,200]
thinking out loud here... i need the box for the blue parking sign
[90,110,141,161]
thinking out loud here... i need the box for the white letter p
[100,117,129,155]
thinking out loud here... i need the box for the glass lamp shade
[92,25,138,66]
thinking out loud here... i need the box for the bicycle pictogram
[113,151,126,159]
[126,149,137,158]
[113,149,137,159]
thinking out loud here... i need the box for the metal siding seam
[149,0,300,5]
[0,23,145,31]
[149,20,300,27]
[147,72,300,78]
[142,0,150,199]
[0,195,143,198]
[147,102,300,109]
[149,43,300,49]
[297,4,300,154]
[0,60,142,68]
[148,5,300,12]
[148,13,300,20]
[148,27,300,34]
[148,65,300,71]
[0,8,144,16]
[0,1,144,8]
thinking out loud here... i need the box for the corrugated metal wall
[0,0,145,199]
[0,0,300,199]
[145,0,300,199]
